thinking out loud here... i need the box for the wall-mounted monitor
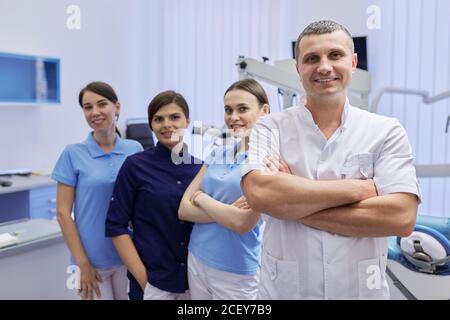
[0,52,60,105]
[353,36,368,71]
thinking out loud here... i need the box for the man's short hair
[295,20,355,60]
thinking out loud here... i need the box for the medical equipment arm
[371,87,450,178]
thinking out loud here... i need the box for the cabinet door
[0,191,29,223]
[29,186,57,220]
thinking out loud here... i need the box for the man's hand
[264,156,292,174]
[360,179,378,200]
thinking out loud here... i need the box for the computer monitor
[353,36,368,71]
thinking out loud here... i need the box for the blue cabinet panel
[0,191,29,223]
[29,186,57,220]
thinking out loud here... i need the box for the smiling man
[241,20,420,299]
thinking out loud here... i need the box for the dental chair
[387,215,450,299]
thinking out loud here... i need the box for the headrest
[398,224,450,256]
[397,224,450,274]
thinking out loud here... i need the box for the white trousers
[89,265,128,300]
[143,282,190,300]
[187,252,260,300]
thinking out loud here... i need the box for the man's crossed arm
[241,170,418,237]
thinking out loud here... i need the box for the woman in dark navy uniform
[105,91,202,299]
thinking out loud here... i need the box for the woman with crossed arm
[178,79,270,300]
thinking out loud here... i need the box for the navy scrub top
[106,142,202,293]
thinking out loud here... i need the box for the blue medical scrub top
[105,142,202,293]
[189,144,263,275]
[51,133,143,268]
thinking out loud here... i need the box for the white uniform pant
[88,265,128,300]
[143,282,190,300]
[187,252,260,300]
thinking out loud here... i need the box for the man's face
[296,30,357,100]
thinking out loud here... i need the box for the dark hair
[224,79,269,107]
[78,81,121,137]
[294,20,354,61]
[147,90,190,130]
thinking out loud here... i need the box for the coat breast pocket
[341,153,374,180]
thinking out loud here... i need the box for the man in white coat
[241,20,420,299]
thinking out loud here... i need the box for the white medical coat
[242,100,420,299]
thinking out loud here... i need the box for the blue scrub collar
[84,132,126,158]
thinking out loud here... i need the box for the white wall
[282,0,372,51]
[144,0,289,128]
[0,0,149,172]
[0,0,289,172]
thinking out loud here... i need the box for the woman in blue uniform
[106,90,202,300]
[52,81,143,300]
[178,79,269,299]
